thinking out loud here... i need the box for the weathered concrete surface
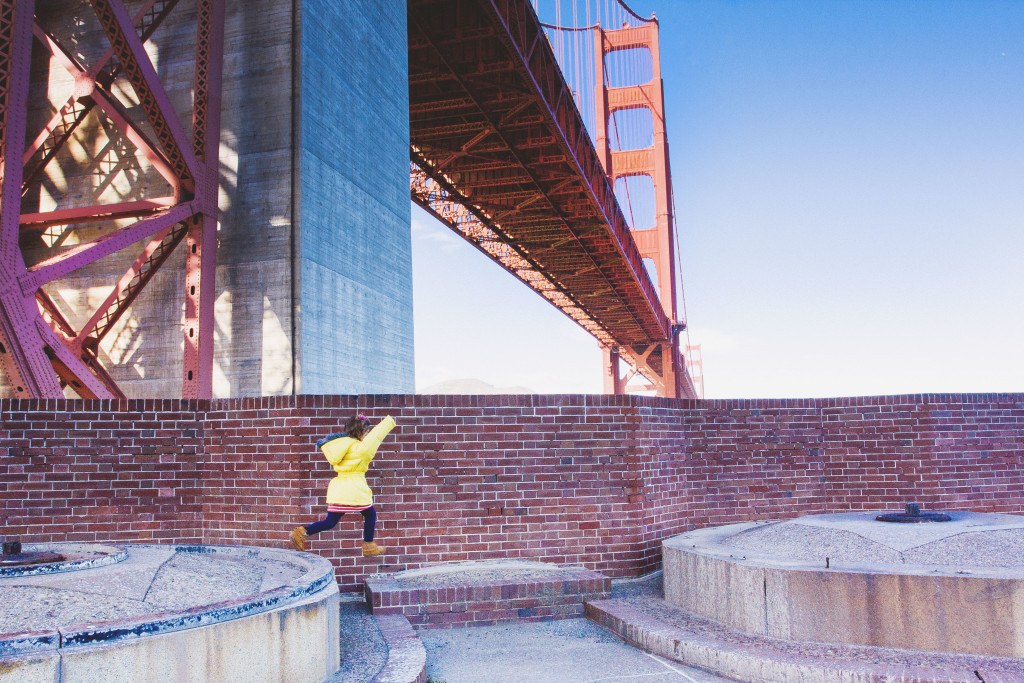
[0,544,340,683]
[9,0,413,398]
[420,617,729,683]
[664,512,1024,657]
[587,596,1024,683]
[57,586,339,683]
[0,650,59,683]
[330,597,388,683]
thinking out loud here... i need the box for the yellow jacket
[320,416,396,507]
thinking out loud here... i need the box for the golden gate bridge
[0,0,703,400]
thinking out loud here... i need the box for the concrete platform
[421,617,730,683]
[365,560,611,628]
[331,597,426,683]
[587,595,1024,683]
[0,543,340,683]
[664,512,1024,657]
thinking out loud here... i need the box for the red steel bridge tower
[592,12,684,396]
[539,0,700,397]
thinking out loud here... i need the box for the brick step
[365,560,611,628]
[585,597,1024,683]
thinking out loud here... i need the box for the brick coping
[3,390,1021,412]
[365,561,611,628]
[366,559,604,588]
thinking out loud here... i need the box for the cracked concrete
[0,545,310,634]
[418,617,730,683]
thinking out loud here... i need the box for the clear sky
[412,0,1024,398]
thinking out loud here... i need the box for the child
[290,414,396,557]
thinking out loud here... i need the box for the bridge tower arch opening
[593,15,683,396]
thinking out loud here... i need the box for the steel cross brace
[88,0,200,190]
[21,0,180,193]
[29,11,182,194]
[0,0,224,399]
[0,0,62,397]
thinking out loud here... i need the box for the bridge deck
[408,0,672,349]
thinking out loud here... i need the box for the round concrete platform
[0,543,340,683]
[664,511,1024,658]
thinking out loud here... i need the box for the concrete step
[585,596,1024,683]
[365,560,610,628]
[331,596,426,683]
[372,615,427,683]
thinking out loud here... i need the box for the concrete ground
[333,573,732,683]
[331,598,388,683]
[419,618,731,683]
[335,596,731,683]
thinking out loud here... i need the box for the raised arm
[359,416,396,459]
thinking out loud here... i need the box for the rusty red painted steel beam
[88,0,200,189]
[35,319,121,399]
[28,289,119,399]
[0,0,65,397]
[28,20,182,194]
[21,201,197,294]
[20,197,177,229]
[35,290,76,340]
[22,0,179,192]
[77,221,189,346]
[181,0,225,399]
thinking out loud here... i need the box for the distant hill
[418,378,536,395]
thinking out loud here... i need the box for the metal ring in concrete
[0,543,127,578]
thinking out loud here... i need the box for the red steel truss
[0,0,224,399]
[409,0,696,398]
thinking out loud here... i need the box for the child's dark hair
[345,415,370,440]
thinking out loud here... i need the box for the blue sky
[412,0,1024,397]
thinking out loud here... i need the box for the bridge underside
[408,0,691,396]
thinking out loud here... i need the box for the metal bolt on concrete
[418,618,731,683]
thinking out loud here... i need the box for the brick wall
[1,400,204,544]
[2,394,1022,590]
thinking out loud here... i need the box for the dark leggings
[304,506,376,542]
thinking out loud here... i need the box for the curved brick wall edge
[2,393,1022,591]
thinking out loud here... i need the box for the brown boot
[362,541,386,557]
[290,526,308,552]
